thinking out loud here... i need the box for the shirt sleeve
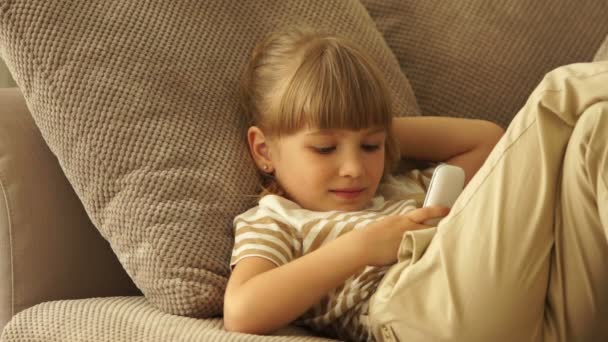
[230,209,300,270]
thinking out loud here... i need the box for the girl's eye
[362,144,380,152]
[314,146,336,154]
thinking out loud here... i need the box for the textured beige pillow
[594,35,608,61]
[0,1,419,317]
[362,0,608,128]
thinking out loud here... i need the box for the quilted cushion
[362,0,608,128]
[0,297,336,341]
[0,1,419,317]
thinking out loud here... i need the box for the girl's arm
[392,116,505,186]
[224,207,450,334]
[223,229,367,334]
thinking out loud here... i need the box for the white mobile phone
[422,164,465,226]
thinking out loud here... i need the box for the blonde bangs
[270,38,393,136]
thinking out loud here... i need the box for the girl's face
[250,126,386,212]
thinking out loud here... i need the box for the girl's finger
[407,206,450,223]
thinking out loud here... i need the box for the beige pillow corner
[593,35,608,62]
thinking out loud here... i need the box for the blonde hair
[239,26,399,198]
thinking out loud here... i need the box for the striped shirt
[230,167,436,341]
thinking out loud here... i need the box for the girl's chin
[324,197,372,212]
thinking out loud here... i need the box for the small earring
[263,165,269,171]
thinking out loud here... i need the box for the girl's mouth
[330,188,365,199]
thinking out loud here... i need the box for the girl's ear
[247,126,274,173]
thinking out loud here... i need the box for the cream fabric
[0,1,419,318]
[362,1,608,128]
[366,62,608,341]
[0,297,337,342]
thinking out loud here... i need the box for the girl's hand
[357,206,450,267]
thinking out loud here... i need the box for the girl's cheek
[308,161,334,180]
[369,153,386,175]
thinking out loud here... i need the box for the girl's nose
[338,155,364,178]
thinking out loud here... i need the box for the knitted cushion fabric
[362,0,608,128]
[0,1,419,317]
[0,297,337,342]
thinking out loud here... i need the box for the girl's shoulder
[235,194,340,228]
[233,194,303,226]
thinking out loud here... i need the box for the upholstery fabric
[0,0,419,317]
[595,35,608,61]
[0,88,140,334]
[0,297,337,341]
[0,58,15,87]
[362,0,608,128]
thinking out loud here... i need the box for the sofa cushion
[0,1,419,317]
[362,0,608,128]
[0,297,336,341]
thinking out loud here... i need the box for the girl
[223,26,501,340]
[224,26,608,342]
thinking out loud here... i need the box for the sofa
[0,1,607,341]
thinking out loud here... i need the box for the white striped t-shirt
[230,167,436,341]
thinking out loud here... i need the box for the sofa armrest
[0,88,140,332]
